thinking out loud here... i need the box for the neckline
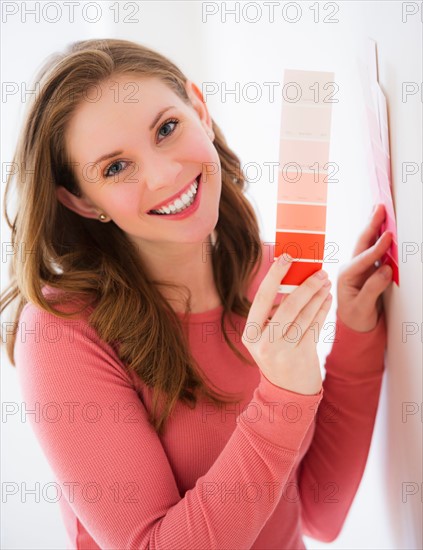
[175,303,225,323]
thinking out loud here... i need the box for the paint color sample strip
[276,69,334,293]
[359,38,399,285]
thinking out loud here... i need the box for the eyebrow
[92,106,176,165]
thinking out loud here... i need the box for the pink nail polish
[277,253,292,266]
[380,266,391,279]
[380,231,392,241]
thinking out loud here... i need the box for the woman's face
[60,74,222,246]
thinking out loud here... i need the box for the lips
[147,174,201,213]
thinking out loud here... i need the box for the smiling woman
[0,38,388,550]
[1,38,262,430]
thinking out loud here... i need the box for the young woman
[1,38,393,549]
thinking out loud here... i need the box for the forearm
[298,311,387,541]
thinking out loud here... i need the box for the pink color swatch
[359,38,399,285]
[276,69,335,292]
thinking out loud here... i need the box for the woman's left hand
[335,203,394,332]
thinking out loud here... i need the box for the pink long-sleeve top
[14,242,387,550]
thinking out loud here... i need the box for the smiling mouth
[147,174,201,215]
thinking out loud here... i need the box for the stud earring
[98,213,108,221]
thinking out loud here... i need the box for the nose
[141,159,184,193]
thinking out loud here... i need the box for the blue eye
[104,160,128,179]
[157,118,179,140]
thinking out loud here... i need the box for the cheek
[102,187,140,216]
[180,129,217,164]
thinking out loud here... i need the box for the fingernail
[380,266,392,278]
[378,231,392,242]
[370,204,382,219]
[278,253,292,265]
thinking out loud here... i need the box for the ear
[56,185,102,220]
[184,80,214,139]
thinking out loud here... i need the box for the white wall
[2,1,421,549]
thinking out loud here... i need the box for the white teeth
[151,178,199,215]
[181,193,191,205]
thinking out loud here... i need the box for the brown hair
[0,38,263,436]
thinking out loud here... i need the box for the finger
[245,254,293,333]
[271,270,330,333]
[353,264,393,312]
[351,203,387,258]
[345,231,393,281]
[285,282,332,342]
[302,291,333,345]
[266,293,287,318]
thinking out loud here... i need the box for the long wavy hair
[1,38,263,436]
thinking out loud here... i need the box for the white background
[2,1,422,548]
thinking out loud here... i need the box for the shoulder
[15,285,131,388]
[17,285,96,347]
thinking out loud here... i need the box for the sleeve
[297,309,387,542]
[15,303,324,550]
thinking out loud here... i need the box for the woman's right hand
[242,254,333,395]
